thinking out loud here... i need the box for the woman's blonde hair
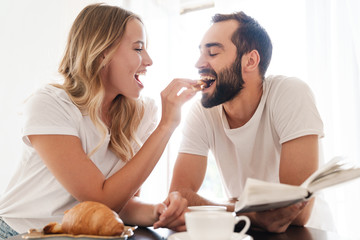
[56,3,144,161]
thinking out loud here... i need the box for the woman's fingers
[159,79,197,130]
[153,192,188,230]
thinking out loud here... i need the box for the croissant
[43,222,63,234]
[43,201,124,236]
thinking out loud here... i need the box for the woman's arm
[118,191,161,227]
[119,191,187,231]
[29,79,196,213]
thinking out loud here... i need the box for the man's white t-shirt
[0,85,158,233]
[179,75,324,199]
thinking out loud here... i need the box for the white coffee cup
[185,211,250,240]
[188,205,227,212]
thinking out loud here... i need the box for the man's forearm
[291,198,314,226]
[176,188,234,211]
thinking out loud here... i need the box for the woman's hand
[153,191,188,231]
[159,79,196,131]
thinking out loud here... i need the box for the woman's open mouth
[134,72,145,87]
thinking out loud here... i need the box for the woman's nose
[143,50,153,67]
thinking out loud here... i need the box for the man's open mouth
[200,75,216,89]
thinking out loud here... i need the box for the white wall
[1,0,360,237]
[0,0,104,192]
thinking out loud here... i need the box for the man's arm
[279,134,319,224]
[248,134,319,232]
[169,153,207,204]
[170,136,319,233]
[170,153,233,209]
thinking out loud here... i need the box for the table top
[7,226,355,240]
[160,226,354,240]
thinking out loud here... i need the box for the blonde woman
[0,3,195,238]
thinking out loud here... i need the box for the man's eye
[208,50,219,57]
[135,48,143,53]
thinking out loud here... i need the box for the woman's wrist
[156,120,177,135]
[152,203,167,223]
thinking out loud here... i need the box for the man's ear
[242,50,260,72]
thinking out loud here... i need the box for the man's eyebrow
[199,42,225,49]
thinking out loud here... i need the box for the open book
[235,156,360,213]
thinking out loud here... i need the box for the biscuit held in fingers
[191,80,207,91]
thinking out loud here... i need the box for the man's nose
[195,54,208,70]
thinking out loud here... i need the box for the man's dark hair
[212,12,272,78]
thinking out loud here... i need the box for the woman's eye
[135,48,143,53]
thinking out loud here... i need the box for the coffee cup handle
[235,216,251,236]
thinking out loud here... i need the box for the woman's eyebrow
[133,40,144,45]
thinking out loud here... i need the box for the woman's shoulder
[27,84,72,105]
[24,84,80,118]
[142,96,157,108]
[141,96,158,117]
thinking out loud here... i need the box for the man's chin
[201,94,221,108]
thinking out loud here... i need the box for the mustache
[198,68,217,77]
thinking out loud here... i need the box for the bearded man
[170,11,324,233]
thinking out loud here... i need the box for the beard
[201,56,244,108]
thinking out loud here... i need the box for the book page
[236,198,305,213]
[300,156,344,188]
[235,178,308,213]
[302,156,360,193]
[307,166,360,193]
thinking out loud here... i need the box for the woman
[0,3,195,238]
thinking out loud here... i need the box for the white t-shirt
[0,85,158,233]
[179,75,324,199]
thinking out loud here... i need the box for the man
[170,11,324,233]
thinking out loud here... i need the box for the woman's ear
[242,50,260,72]
[100,50,109,68]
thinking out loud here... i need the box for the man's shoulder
[184,100,223,128]
[265,75,306,86]
[264,75,311,95]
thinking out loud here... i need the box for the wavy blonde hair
[55,3,144,161]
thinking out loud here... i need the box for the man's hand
[153,191,188,231]
[249,201,308,233]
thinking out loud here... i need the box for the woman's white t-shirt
[0,85,158,233]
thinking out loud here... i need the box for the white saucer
[168,232,253,240]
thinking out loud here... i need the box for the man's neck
[222,81,263,129]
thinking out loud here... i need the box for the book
[235,156,360,213]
